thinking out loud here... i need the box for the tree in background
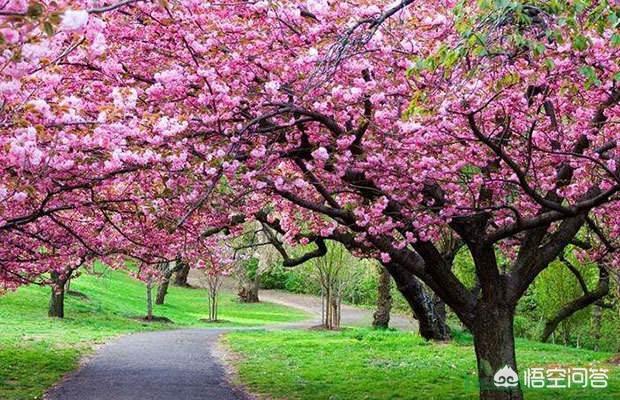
[532,248,613,345]
[372,265,392,329]
[156,260,184,305]
[200,250,234,322]
[311,243,357,330]
[203,270,223,322]
[231,224,279,303]
[173,261,191,288]
[235,257,260,303]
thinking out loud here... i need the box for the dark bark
[173,262,190,287]
[372,266,392,329]
[156,261,184,305]
[156,278,170,305]
[472,303,523,400]
[541,265,609,342]
[48,271,66,318]
[237,284,259,303]
[384,262,451,340]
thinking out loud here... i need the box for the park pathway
[259,289,417,330]
[45,328,247,400]
[45,287,416,400]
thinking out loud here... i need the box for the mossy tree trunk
[173,261,191,287]
[373,266,392,329]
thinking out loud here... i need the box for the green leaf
[27,2,44,18]
[579,65,601,89]
[543,58,556,71]
[612,33,620,47]
[573,34,589,51]
[43,21,54,37]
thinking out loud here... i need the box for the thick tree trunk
[48,271,66,318]
[173,262,190,287]
[238,277,260,303]
[472,304,523,400]
[384,263,450,340]
[373,266,392,329]
[156,278,170,305]
[411,286,450,341]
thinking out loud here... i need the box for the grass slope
[0,268,308,400]
[225,328,619,400]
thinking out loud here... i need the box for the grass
[225,328,620,400]
[0,268,308,400]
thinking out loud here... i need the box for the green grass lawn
[0,268,308,400]
[225,328,619,400]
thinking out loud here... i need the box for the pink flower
[61,10,89,31]
[0,28,19,44]
[250,146,266,158]
[264,80,280,95]
[311,147,329,162]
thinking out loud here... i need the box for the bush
[259,264,289,290]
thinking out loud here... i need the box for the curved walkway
[45,328,248,400]
[259,289,417,330]
[45,289,416,400]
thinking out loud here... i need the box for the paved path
[45,329,248,400]
[259,289,417,331]
[46,287,416,400]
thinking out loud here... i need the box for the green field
[225,328,620,400]
[0,268,308,400]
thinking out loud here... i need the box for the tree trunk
[373,266,392,329]
[146,279,153,320]
[384,263,450,340]
[471,304,523,400]
[331,293,340,329]
[238,282,259,303]
[156,277,170,305]
[48,271,66,318]
[208,294,217,321]
[173,262,190,287]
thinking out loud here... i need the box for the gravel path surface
[45,285,416,400]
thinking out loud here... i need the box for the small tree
[203,270,224,322]
[199,252,233,322]
[312,243,355,330]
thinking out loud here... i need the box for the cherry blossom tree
[2,1,620,400]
